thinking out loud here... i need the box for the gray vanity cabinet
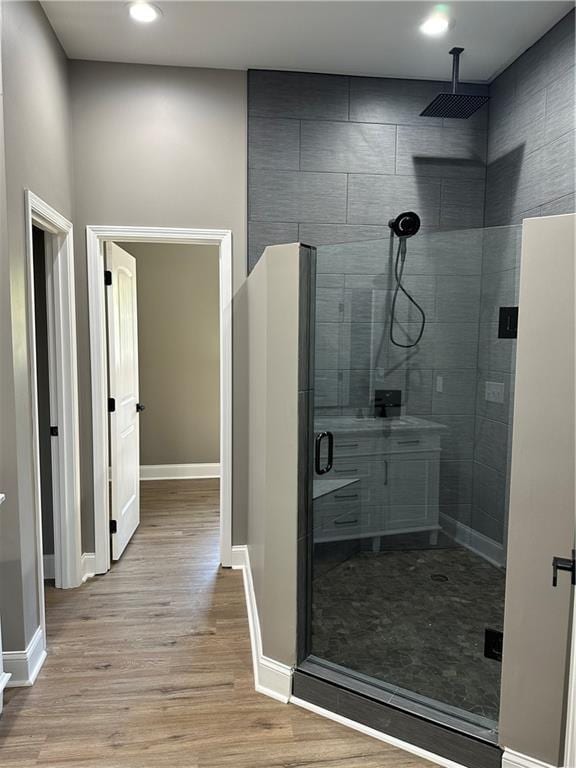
[313,419,444,544]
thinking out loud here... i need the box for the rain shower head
[420,47,489,119]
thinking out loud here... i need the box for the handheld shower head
[388,211,421,239]
[388,211,426,348]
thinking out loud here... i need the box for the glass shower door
[306,225,522,738]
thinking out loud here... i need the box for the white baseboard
[230,545,292,703]
[4,626,47,687]
[502,748,557,768]
[81,552,96,582]
[440,514,506,569]
[140,463,220,481]
[291,696,468,768]
[43,554,55,580]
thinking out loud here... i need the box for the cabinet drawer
[388,434,441,453]
[321,509,370,539]
[313,487,360,529]
[333,437,378,458]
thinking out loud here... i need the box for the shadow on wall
[485,145,526,227]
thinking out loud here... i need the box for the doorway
[25,190,82,665]
[86,226,233,575]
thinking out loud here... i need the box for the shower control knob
[388,211,421,239]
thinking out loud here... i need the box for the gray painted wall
[120,242,220,466]
[0,0,73,650]
[68,61,247,549]
[472,9,576,552]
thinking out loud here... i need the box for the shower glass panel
[309,224,522,737]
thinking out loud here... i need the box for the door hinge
[49,426,59,437]
[552,551,576,587]
[104,270,112,286]
[108,397,116,413]
[110,519,117,535]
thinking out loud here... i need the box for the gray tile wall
[248,70,488,270]
[485,10,575,226]
[248,8,574,553]
[248,71,489,535]
[472,9,575,549]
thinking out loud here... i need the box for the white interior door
[106,242,140,560]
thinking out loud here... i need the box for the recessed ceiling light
[128,2,161,23]
[420,8,451,36]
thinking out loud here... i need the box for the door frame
[86,225,233,575]
[26,190,82,597]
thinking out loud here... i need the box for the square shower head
[420,92,489,119]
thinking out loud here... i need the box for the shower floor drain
[431,573,449,582]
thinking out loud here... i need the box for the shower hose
[389,237,426,349]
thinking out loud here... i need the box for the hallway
[0,479,432,768]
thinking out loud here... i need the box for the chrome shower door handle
[315,431,334,475]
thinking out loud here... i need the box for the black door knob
[136,403,145,412]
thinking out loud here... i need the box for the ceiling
[42,1,574,83]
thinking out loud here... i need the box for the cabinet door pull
[398,439,421,445]
[334,467,358,474]
[334,518,359,526]
[335,493,359,500]
[384,459,389,485]
[340,443,359,449]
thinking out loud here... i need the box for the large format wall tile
[545,66,575,144]
[249,169,347,223]
[482,225,521,274]
[247,14,573,547]
[249,70,349,120]
[248,117,300,170]
[432,369,477,415]
[474,417,509,471]
[300,121,396,174]
[485,10,575,225]
[440,460,474,507]
[435,415,475,461]
[479,268,519,324]
[477,324,517,374]
[396,125,487,179]
[435,275,481,323]
[299,222,388,246]
[347,174,442,226]
[248,222,299,268]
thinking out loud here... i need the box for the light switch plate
[485,381,505,404]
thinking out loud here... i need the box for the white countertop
[315,415,446,435]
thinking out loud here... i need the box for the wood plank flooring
[0,479,434,768]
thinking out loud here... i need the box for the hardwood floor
[0,479,433,767]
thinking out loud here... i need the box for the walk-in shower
[298,223,522,768]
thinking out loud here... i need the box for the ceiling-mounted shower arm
[449,47,464,94]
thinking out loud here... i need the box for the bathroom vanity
[313,416,445,545]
